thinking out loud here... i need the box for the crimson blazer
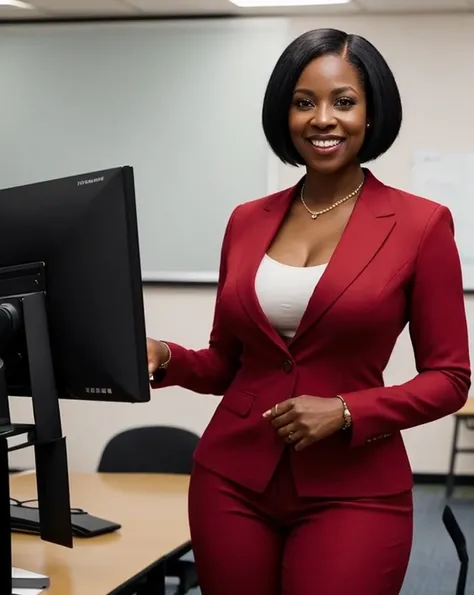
[153,170,470,498]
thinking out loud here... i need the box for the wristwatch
[336,395,352,431]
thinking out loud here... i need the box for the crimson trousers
[188,449,413,595]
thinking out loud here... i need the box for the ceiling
[1,0,474,20]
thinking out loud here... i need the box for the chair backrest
[97,426,200,474]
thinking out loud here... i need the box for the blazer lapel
[291,171,396,345]
[236,185,299,353]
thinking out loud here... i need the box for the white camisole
[255,254,327,339]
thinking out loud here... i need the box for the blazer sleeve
[341,205,471,448]
[150,208,242,396]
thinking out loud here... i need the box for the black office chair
[98,426,200,595]
[442,505,469,595]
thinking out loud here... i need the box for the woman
[148,28,470,595]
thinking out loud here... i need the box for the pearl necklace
[300,179,364,220]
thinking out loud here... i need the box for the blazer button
[281,359,293,373]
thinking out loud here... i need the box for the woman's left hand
[263,396,345,451]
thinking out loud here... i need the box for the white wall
[8,12,474,475]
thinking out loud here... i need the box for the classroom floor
[170,484,474,595]
[401,484,473,594]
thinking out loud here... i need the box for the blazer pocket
[220,389,255,417]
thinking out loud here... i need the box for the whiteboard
[411,150,474,291]
[0,19,287,282]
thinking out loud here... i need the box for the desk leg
[446,417,462,499]
[135,563,166,595]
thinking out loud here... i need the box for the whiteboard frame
[0,17,289,286]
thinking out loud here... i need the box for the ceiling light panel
[230,0,351,6]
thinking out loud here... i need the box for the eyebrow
[293,85,359,96]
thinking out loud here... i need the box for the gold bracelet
[158,341,172,369]
[335,395,352,431]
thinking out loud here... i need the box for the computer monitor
[0,166,151,593]
[0,166,150,404]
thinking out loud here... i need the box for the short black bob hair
[262,28,402,166]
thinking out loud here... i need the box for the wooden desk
[455,399,474,417]
[10,472,191,595]
[446,399,474,499]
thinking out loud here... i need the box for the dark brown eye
[335,97,356,109]
[295,98,314,110]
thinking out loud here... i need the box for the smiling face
[289,54,368,175]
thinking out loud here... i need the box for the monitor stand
[0,267,73,594]
[0,428,51,593]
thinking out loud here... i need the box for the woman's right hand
[147,338,169,376]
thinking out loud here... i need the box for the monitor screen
[0,166,150,403]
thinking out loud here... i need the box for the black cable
[10,497,87,516]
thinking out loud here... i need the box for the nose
[310,104,336,129]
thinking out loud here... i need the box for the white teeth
[311,139,342,148]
